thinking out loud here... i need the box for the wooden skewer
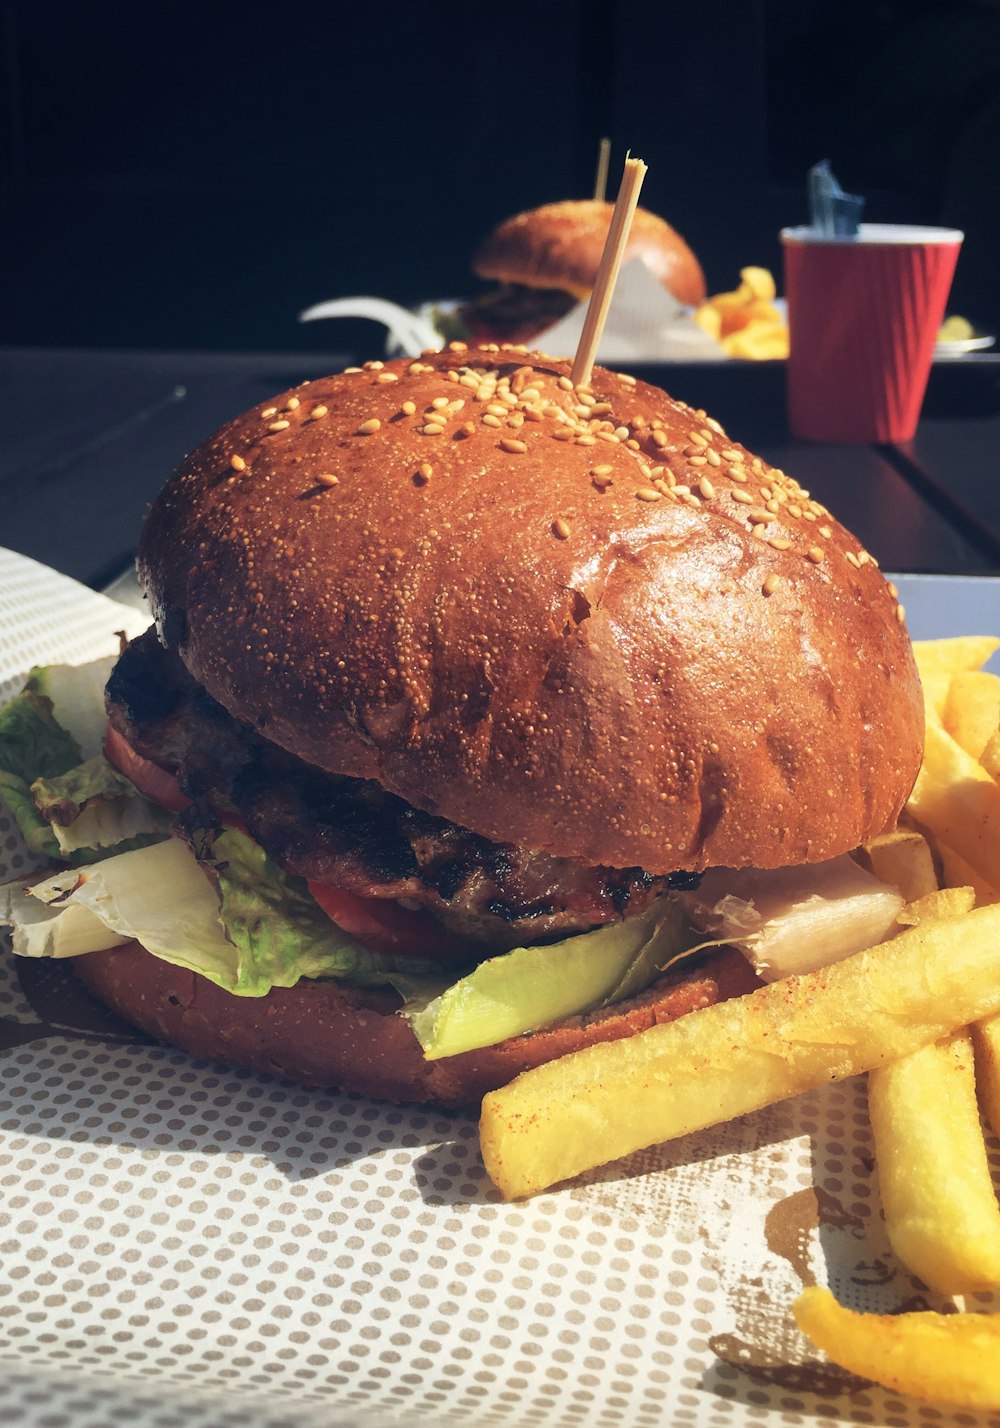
[571,155,647,389]
[592,136,611,203]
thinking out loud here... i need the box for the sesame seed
[818,524,833,539]
[846,551,861,569]
[558,376,574,391]
[654,479,673,496]
[376,371,399,383]
[317,473,339,487]
[310,404,328,419]
[650,429,669,448]
[448,340,468,351]
[414,463,432,485]
[431,395,450,409]
[553,517,571,539]
[357,418,382,435]
[401,401,417,415]
[500,437,527,454]
[730,466,748,483]
[457,421,476,437]
[896,603,906,623]
[705,448,721,467]
[261,407,278,418]
[421,422,444,435]
[887,581,899,600]
[229,454,246,472]
[616,372,637,385]
[286,396,301,410]
[696,476,716,500]
[268,419,291,432]
[687,455,708,467]
[747,509,771,524]
[762,574,782,596]
[636,487,662,502]
[482,414,503,428]
[575,435,597,446]
[720,449,741,462]
[551,428,574,442]
[364,359,385,370]
[751,523,767,539]
[687,430,709,446]
[731,489,754,505]
[806,546,825,564]
[768,537,792,551]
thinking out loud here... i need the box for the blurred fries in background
[692,265,789,359]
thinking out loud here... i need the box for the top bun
[139,346,923,875]
[472,199,707,308]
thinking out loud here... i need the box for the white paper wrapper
[1,546,999,1428]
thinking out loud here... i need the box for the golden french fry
[906,721,1000,890]
[934,838,1000,907]
[912,637,1000,720]
[896,885,975,925]
[793,1286,1000,1409]
[868,1030,1000,1293]
[942,670,1000,761]
[972,1012,1000,1141]
[739,265,777,302]
[859,830,938,901]
[479,904,1000,1200]
[722,327,790,361]
[983,729,1000,783]
[912,636,1000,680]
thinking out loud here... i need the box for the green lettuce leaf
[0,687,82,785]
[195,824,452,992]
[2,829,455,997]
[0,770,62,859]
[31,754,172,859]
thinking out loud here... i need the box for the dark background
[2,0,999,357]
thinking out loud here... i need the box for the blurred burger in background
[451,199,707,345]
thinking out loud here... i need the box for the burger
[453,200,707,345]
[0,346,923,1107]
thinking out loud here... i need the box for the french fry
[793,1286,1000,1410]
[911,636,1000,719]
[905,720,1000,890]
[911,636,1000,681]
[896,885,975,925]
[934,838,1000,907]
[479,904,1000,1200]
[692,267,789,360]
[942,670,1000,761]
[868,1030,1000,1293]
[859,829,937,902]
[983,729,1000,783]
[972,1012,1000,1141]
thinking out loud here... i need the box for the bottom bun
[72,944,761,1108]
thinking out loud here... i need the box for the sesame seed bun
[472,199,707,307]
[138,347,923,876]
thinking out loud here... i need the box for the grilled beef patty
[106,630,683,950]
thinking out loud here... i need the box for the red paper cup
[781,224,963,443]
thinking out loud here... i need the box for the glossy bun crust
[472,199,707,307]
[73,942,760,1107]
[138,347,923,875]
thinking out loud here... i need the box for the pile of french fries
[691,266,790,360]
[479,635,1000,1408]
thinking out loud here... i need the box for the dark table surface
[3,346,1000,589]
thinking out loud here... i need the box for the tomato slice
[104,724,190,812]
[307,880,471,961]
